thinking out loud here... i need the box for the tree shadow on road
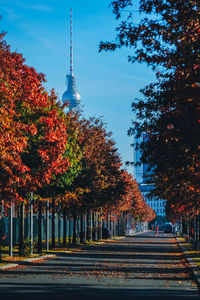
[0,234,197,298]
[0,235,192,280]
[0,281,198,300]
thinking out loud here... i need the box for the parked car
[159,225,164,231]
[164,223,173,233]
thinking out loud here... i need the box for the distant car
[164,224,173,233]
[159,225,164,231]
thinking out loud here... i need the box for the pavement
[0,233,140,271]
[176,236,200,288]
[0,254,56,271]
[0,231,199,300]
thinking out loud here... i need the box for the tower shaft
[70,8,73,76]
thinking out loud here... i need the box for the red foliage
[112,170,155,222]
[0,33,69,204]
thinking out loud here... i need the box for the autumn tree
[71,117,125,211]
[37,111,83,248]
[116,171,155,221]
[58,116,127,244]
[99,0,200,218]
[0,32,70,203]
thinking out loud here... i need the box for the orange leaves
[191,83,200,88]
[115,170,154,222]
[29,124,37,136]
[0,33,70,203]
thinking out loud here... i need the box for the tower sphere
[62,75,81,110]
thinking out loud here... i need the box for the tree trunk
[86,212,90,241]
[117,217,120,236]
[92,212,95,241]
[77,214,80,245]
[46,199,49,251]
[9,204,13,257]
[0,224,1,262]
[197,214,200,250]
[84,213,87,242]
[180,216,183,235]
[99,212,102,240]
[187,214,190,237]
[51,198,55,249]
[19,202,25,256]
[110,213,113,238]
[80,214,84,244]
[0,207,4,261]
[58,200,61,248]
[90,212,93,241]
[63,206,67,247]
[68,212,71,246]
[194,215,197,243]
[37,201,42,253]
[95,212,98,241]
[72,213,77,246]
[30,193,33,255]
[113,216,116,236]
[107,212,111,233]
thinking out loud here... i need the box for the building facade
[134,136,166,219]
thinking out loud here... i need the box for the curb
[0,263,19,270]
[0,254,55,271]
[176,237,200,287]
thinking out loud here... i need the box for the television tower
[62,8,81,111]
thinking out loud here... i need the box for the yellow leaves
[189,186,195,191]
[76,187,90,195]
[191,83,200,88]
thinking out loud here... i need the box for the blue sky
[1,0,154,174]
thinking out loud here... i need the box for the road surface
[0,231,199,299]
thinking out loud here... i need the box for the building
[134,136,166,219]
[62,9,81,112]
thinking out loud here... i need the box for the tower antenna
[70,8,73,76]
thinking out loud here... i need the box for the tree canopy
[100,0,200,220]
[0,32,69,205]
[0,30,154,224]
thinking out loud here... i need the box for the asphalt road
[0,231,199,300]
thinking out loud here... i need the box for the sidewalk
[0,232,150,271]
[0,236,126,271]
[0,254,56,271]
[176,236,200,287]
